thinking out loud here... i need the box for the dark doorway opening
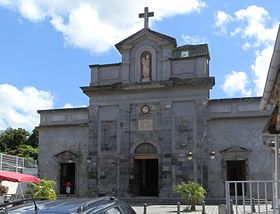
[60,163,75,194]
[134,159,158,196]
[227,160,246,196]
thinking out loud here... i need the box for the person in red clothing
[65,180,72,194]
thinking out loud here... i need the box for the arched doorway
[133,143,158,196]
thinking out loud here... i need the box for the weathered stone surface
[38,24,272,199]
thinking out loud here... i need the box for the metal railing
[0,153,37,173]
[225,180,279,214]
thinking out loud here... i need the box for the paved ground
[132,204,219,214]
[132,204,275,214]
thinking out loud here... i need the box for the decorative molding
[54,150,80,162]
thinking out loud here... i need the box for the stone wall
[207,98,272,198]
[38,108,89,197]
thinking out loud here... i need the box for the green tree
[31,178,57,200]
[27,127,39,148]
[7,145,38,160]
[0,128,39,160]
[0,128,30,152]
[173,181,206,211]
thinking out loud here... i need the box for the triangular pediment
[220,146,251,154]
[55,150,79,162]
[115,28,176,53]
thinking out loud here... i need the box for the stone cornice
[81,77,215,96]
[38,123,88,128]
[38,107,88,114]
[89,63,121,68]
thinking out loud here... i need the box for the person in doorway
[65,180,72,195]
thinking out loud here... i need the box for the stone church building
[38,8,272,199]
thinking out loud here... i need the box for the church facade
[38,9,273,199]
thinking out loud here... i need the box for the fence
[0,153,37,173]
[225,180,280,214]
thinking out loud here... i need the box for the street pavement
[132,204,275,214]
[132,204,219,214]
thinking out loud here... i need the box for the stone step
[121,197,226,205]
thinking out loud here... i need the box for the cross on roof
[139,7,154,29]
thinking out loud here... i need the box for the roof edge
[115,28,177,52]
[260,25,280,110]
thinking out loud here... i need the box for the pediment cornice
[115,28,176,53]
[220,146,251,155]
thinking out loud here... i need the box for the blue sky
[0,0,279,130]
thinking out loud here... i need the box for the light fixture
[209,149,216,160]
[86,157,91,163]
[269,140,280,154]
[187,151,193,161]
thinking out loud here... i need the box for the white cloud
[0,0,12,7]
[214,5,278,50]
[17,0,46,22]
[0,0,206,53]
[242,42,251,51]
[0,84,54,131]
[252,46,274,96]
[214,5,279,97]
[214,10,233,35]
[50,3,137,53]
[214,5,276,46]
[63,103,74,109]
[234,6,276,47]
[63,103,87,108]
[148,0,206,20]
[222,71,252,97]
[182,35,206,44]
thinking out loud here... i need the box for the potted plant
[173,181,206,211]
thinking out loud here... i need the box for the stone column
[87,105,99,197]
[118,104,131,197]
[194,99,208,188]
[159,101,173,197]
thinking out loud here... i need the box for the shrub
[31,178,57,200]
[173,181,206,211]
